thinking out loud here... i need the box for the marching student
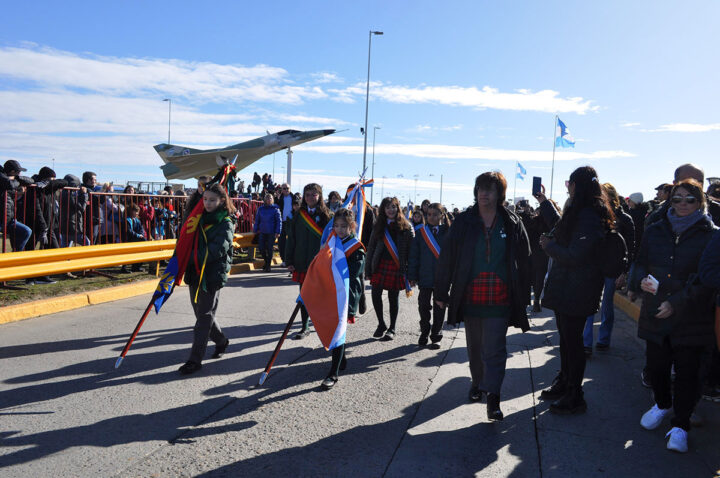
[286,183,333,339]
[320,208,366,390]
[179,183,236,375]
[408,202,448,349]
[366,197,414,341]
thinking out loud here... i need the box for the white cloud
[330,83,598,114]
[298,143,635,162]
[620,122,641,127]
[310,72,341,83]
[643,123,720,133]
[0,45,327,105]
[408,124,463,133]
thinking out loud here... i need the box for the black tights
[372,286,400,330]
[329,344,346,378]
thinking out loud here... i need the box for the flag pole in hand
[115,300,156,369]
[258,302,303,385]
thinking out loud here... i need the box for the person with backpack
[583,183,633,355]
[535,166,615,415]
[628,179,716,452]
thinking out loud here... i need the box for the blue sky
[1,1,719,208]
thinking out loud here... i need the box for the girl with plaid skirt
[366,197,415,341]
[285,183,333,339]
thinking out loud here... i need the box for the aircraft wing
[155,129,335,180]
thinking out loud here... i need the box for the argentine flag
[516,161,527,180]
[555,118,575,148]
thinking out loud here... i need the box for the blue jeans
[584,277,616,347]
[3,220,32,251]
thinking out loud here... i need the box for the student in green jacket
[179,183,236,375]
[286,183,333,339]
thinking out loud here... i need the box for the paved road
[1,270,719,477]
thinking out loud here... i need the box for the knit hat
[38,166,57,180]
[628,192,644,204]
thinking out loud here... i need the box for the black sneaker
[321,375,338,390]
[469,385,485,402]
[179,361,202,375]
[211,338,230,359]
[418,334,429,347]
[540,375,567,401]
[35,276,57,284]
[381,329,396,341]
[292,329,311,340]
[428,342,441,350]
[487,393,504,421]
[373,324,387,338]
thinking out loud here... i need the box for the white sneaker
[665,427,688,453]
[641,404,671,430]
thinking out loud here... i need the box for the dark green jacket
[184,214,235,291]
[285,206,332,272]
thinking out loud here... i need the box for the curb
[614,291,640,321]
[1,256,286,325]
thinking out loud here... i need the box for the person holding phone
[628,179,717,453]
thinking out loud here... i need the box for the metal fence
[1,187,262,253]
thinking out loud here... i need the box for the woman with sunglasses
[536,166,615,415]
[628,179,717,452]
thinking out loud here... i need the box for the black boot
[550,386,587,415]
[487,393,504,421]
[540,373,567,401]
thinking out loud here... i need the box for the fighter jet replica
[154,129,335,180]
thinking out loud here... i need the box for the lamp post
[362,30,383,173]
[162,98,171,144]
[371,126,381,205]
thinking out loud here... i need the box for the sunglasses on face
[671,195,698,205]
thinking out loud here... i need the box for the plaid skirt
[292,270,307,284]
[370,258,405,291]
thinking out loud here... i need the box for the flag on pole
[320,177,372,245]
[555,118,576,148]
[298,234,351,350]
[516,161,527,180]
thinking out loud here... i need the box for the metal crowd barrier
[1,187,262,254]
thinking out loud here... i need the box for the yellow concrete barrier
[614,292,641,321]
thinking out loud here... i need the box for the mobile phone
[532,177,542,196]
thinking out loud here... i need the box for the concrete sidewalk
[1,270,719,477]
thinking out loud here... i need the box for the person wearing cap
[0,159,33,252]
[655,183,673,203]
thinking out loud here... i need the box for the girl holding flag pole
[366,197,415,341]
[179,183,236,375]
[286,183,333,339]
[408,202,449,349]
[319,208,366,390]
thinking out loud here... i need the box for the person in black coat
[435,172,531,421]
[518,201,551,312]
[628,179,717,452]
[583,182,636,353]
[536,166,614,415]
[408,202,449,348]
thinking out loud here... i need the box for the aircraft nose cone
[322,129,336,136]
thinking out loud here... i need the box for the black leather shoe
[211,338,230,359]
[373,324,387,338]
[381,329,396,341]
[469,385,485,402]
[540,374,567,401]
[321,375,338,390]
[293,329,311,340]
[428,342,441,350]
[179,361,202,375]
[487,393,504,421]
[550,388,587,415]
[418,334,429,346]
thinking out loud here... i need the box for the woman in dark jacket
[628,179,717,453]
[435,172,531,421]
[536,166,614,415]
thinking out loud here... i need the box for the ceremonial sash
[414,224,422,233]
[419,225,441,260]
[342,236,364,258]
[383,229,413,297]
[299,209,323,238]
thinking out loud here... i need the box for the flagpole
[550,115,558,200]
[258,302,303,385]
[115,300,156,368]
[513,160,518,205]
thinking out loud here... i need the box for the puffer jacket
[184,213,236,290]
[540,202,606,317]
[365,222,414,277]
[629,213,717,346]
[408,224,448,289]
[699,230,720,305]
[253,204,282,235]
[434,205,531,330]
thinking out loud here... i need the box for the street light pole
[371,125,380,206]
[162,98,171,144]
[362,30,383,173]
